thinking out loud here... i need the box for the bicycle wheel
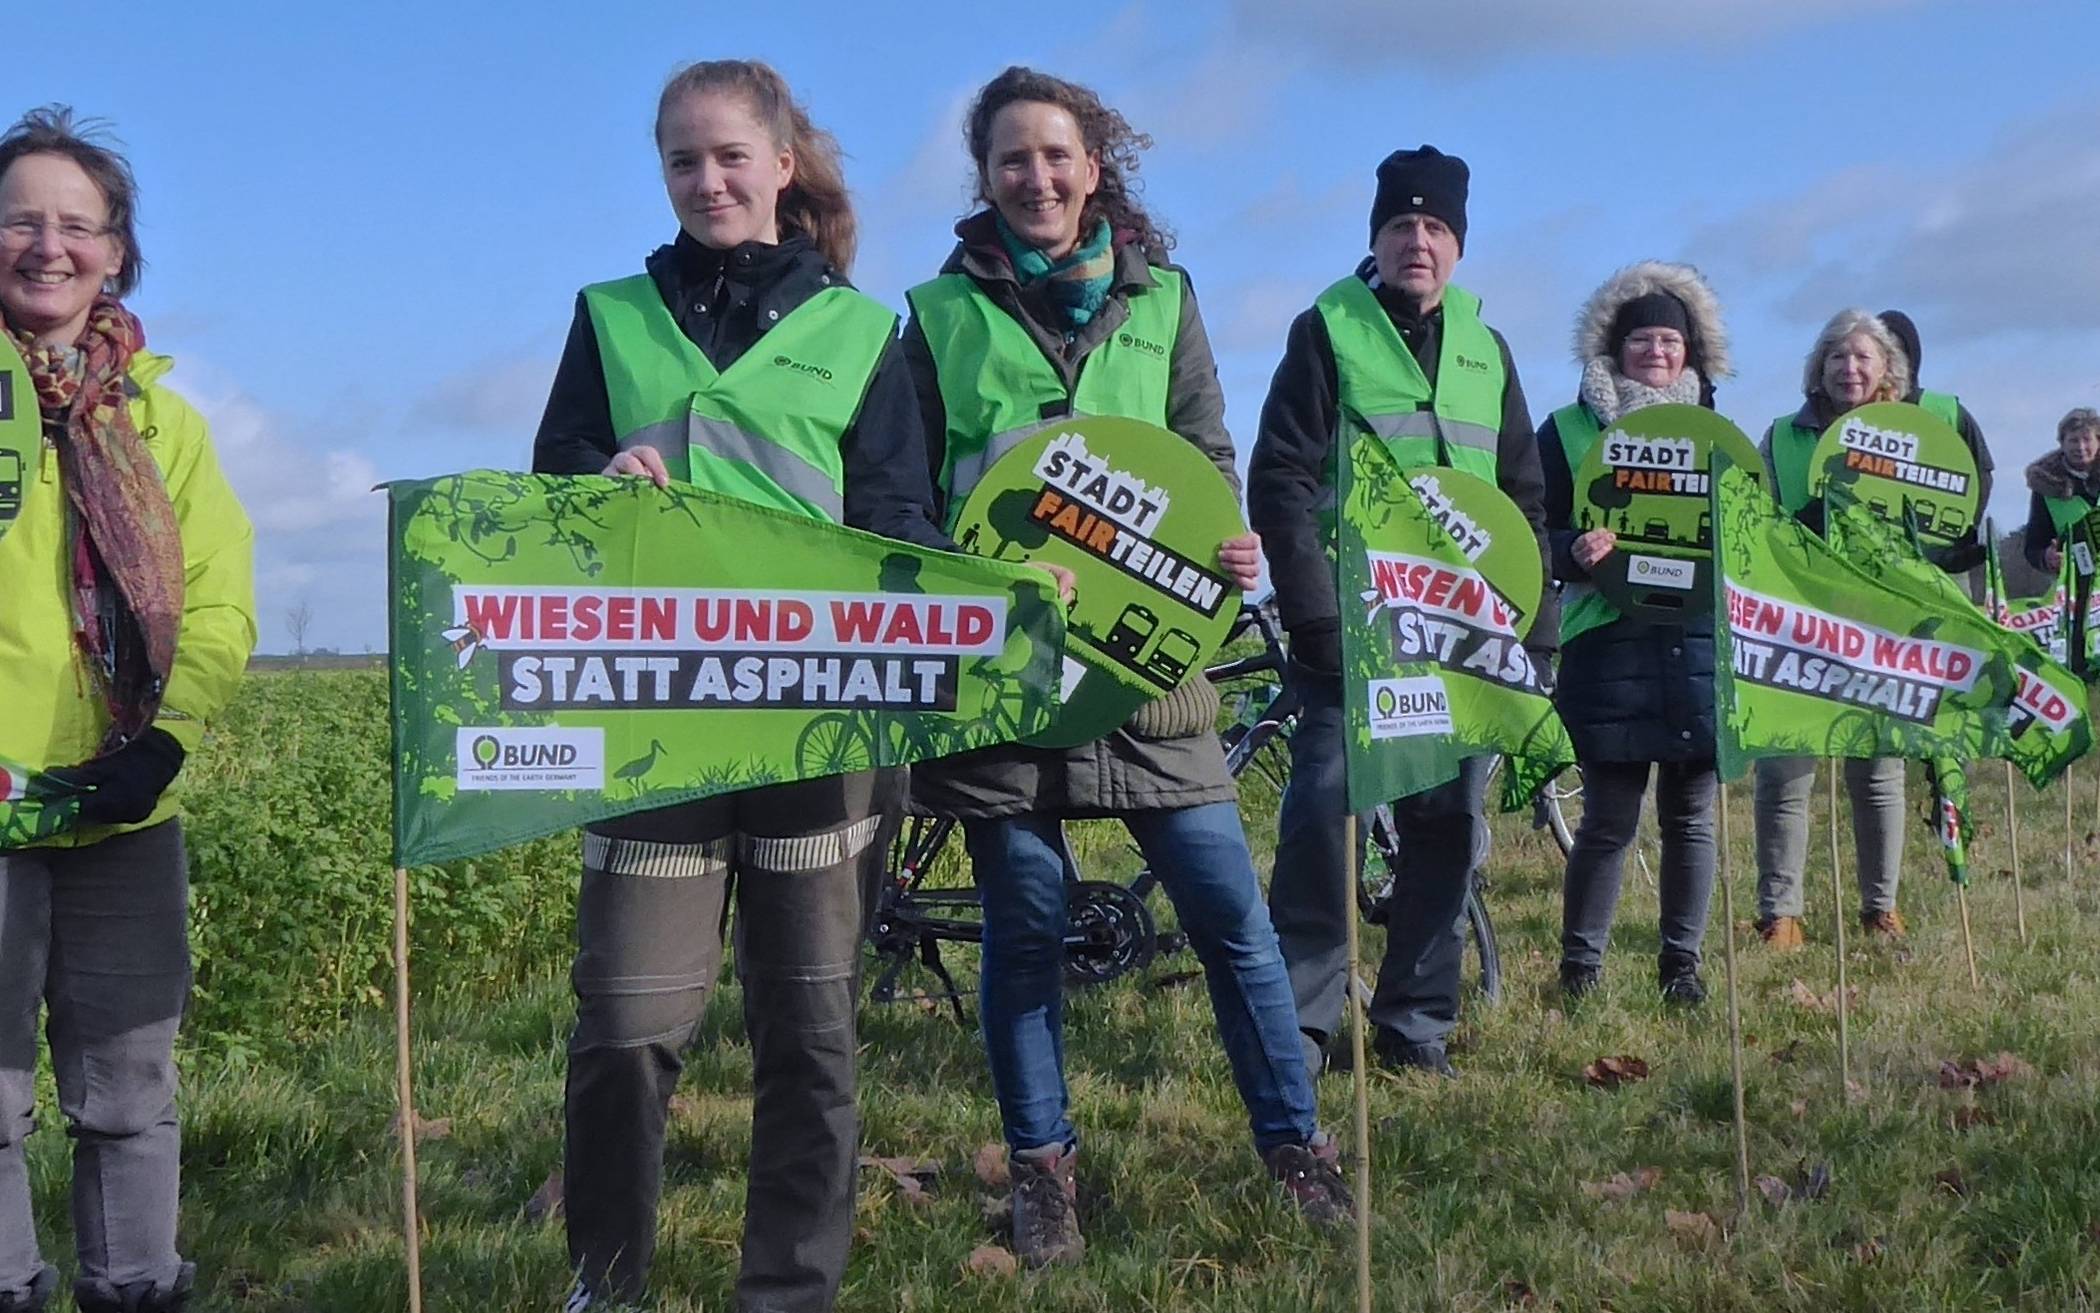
[1539,765,1581,856]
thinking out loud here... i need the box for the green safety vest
[1315,277,1504,481]
[907,268,1181,525]
[2044,490,2097,537]
[583,274,896,524]
[1769,390,1965,515]
[1548,402,1620,647]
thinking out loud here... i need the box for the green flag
[1926,754,1973,886]
[0,757,85,851]
[387,471,1067,868]
[1336,435,1573,814]
[1710,461,2083,783]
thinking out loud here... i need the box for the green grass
[18,673,2100,1310]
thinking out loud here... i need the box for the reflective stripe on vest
[1768,416,1819,514]
[1314,276,1503,482]
[1548,402,1620,647]
[583,274,896,524]
[907,268,1182,526]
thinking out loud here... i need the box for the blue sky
[20,0,2100,651]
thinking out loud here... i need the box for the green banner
[388,472,1066,867]
[0,757,85,851]
[1569,403,1764,620]
[1807,401,1979,548]
[1337,436,1572,813]
[1928,755,1972,886]
[1712,462,2088,790]
[0,334,36,546]
[951,416,1244,748]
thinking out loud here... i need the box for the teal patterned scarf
[997,215,1114,329]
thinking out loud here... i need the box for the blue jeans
[966,803,1317,1155]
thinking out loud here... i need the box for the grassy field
[16,671,2100,1310]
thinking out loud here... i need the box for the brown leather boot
[1757,915,1805,950]
[1860,908,1907,938]
[1009,1145,1084,1268]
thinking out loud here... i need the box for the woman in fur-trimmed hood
[2020,407,2100,571]
[1538,260,1730,1006]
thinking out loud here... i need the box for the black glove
[48,727,187,825]
[1286,617,1342,682]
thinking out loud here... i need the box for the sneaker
[1263,1135,1354,1227]
[1861,908,1907,938]
[1009,1145,1084,1268]
[1372,1032,1458,1078]
[1559,962,1602,999]
[1658,954,1707,1005]
[1756,915,1805,950]
[0,1266,58,1313]
[73,1264,194,1313]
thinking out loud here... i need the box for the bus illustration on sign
[1144,628,1200,688]
[1102,602,1158,665]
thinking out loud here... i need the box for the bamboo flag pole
[2067,763,2077,883]
[2005,761,2028,945]
[1956,882,1981,988]
[1826,771,1851,1099]
[1717,783,1752,1220]
[1342,814,1372,1313]
[393,867,426,1313]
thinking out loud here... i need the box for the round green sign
[1388,464,1545,641]
[1808,401,1979,547]
[0,335,39,546]
[1569,403,1763,621]
[951,416,1246,748]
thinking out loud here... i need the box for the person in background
[0,106,257,1313]
[903,65,1349,1270]
[1539,262,1730,1004]
[1249,144,1553,1079]
[2022,407,2100,572]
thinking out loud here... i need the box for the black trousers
[564,769,896,1312]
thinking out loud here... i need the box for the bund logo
[772,354,834,382]
[1116,331,1167,359]
[471,734,501,768]
[1455,353,1492,373]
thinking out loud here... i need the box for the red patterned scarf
[12,298,184,749]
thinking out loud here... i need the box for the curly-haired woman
[901,66,1349,1269]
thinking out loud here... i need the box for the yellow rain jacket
[0,351,257,846]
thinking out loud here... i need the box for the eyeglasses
[0,217,112,247]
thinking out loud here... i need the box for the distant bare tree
[287,601,314,659]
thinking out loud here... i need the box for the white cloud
[1225,0,1930,69]
[409,354,559,435]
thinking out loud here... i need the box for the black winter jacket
[2021,449,2100,572]
[1246,264,1555,660]
[531,231,951,552]
[1539,404,1715,765]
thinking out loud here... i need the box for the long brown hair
[654,60,857,273]
[963,66,1172,254]
[0,105,143,296]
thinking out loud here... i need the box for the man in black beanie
[1249,144,1551,1078]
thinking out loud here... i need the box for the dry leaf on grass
[1581,1167,1663,1201]
[962,1245,1018,1278]
[1501,1278,1540,1306]
[972,1143,1009,1189]
[859,1155,941,1204]
[1758,1162,1832,1205]
[1933,1167,1970,1196]
[522,1168,563,1223]
[1853,1237,1886,1264]
[1789,1098,1810,1120]
[1768,1039,1804,1066]
[1755,1175,1791,1206]
[1664,1209,1720,1247]
[1939,1052,2034,1089]
[1952,1104,1997,1131]
[391,1111,451,1142]
[1785,979,1859,1013]
[1583,1055,1650,1089]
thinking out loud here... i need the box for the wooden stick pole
[1827,771,1851,1099]
[1342,814,1372,1313]
[393,867,425,1313]
[1956,883,1981,989]
[1717,783,1752,1220]
[2005,761,2028,945]
[2067,764,2077,884]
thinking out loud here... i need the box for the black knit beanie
[1608,292,1692,357]
[1878,309,1922,380]
[1369,145,1469,251]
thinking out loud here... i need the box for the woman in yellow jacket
[0,107,255,1313]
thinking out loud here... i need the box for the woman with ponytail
[0,107,256,1313]
[532,60,954,1312]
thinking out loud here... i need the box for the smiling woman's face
[658,90,793,252]
[0,152,125,346]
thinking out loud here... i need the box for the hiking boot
[0,1266,57,1313]
[73,1264,194,1313]
[1263,1135,1354,1227]
[1757,915,1805,950]
[1372,1032,1457,1079]
[560,1282,647,1313]
[1009,1145,1084,1268]
[1558,962,1602,999]
[1861,908,1907,939]
[1658,953,1707,1005]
